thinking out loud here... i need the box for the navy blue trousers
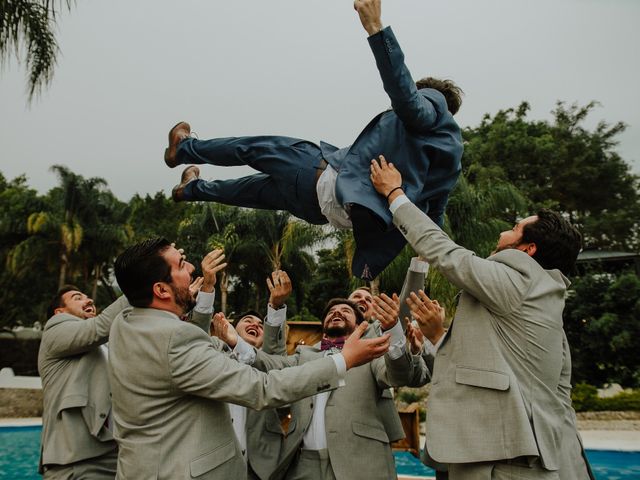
[177,136,328,225]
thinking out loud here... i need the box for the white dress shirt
[316,165,352,229]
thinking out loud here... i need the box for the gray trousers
[286,449,337,480]
[42,450,117,480]
[448,458,559,480]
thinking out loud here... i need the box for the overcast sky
[1,0,638,201]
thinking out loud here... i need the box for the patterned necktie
[320,337,346,351]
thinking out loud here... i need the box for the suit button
[310,403,314,409]
[99,413,106,418]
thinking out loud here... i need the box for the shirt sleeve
[331,354,347,387]
[423,332,446,356]
[233,336,257,365]
[385,320,407,360]
[194,290,215,314]
[389,194,411,214]
[265,304,287,327]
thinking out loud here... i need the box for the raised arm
[263,270,292,356]
[355,0,440,132]
[41,295,130,359]
[397,257,428,332]
[371,157,531,315]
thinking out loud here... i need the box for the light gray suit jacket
[108,307,342,480]
[256,328,428,480]
[394,201,570,470]
[558,332,595,479]
[38,295,130,470]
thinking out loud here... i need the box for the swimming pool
[1,425,638,479]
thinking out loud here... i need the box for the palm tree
[1,0,75,100]
[8,165,110,289]
[234,210,326,313]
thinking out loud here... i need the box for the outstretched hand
[373,293,400,330]
[212,312,238,348]
[267,270,292,309]
[189,277,204,298]
[406,322,425,355]
[341,322,390,369]
[370,155,403,203]
[354,0,383,36]
[406,290,445,344]
[201,249,227,292]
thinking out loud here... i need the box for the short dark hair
[521,209,582,276]
[415,77,463,115]
[47,284,81,319]
[114,238,173,307]
[236,310,264,324]
[321,298,365,325]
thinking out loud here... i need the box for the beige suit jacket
[394,201,569,470]
[38,295,130,469]
[108,307,341,480]
[256,330,428,480]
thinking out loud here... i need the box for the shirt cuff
[233,337,257,365]
[409,257,429,274]
[386,320,407,360]
[423,332,446,356]
[194,290,215,314]
[265,304,287,327]
[331,354,347,387]
[389,194,410,214]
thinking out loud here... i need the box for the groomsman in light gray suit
[38,287,129,479]
[108,238,391,479]
[371,156,587,479]
[237,294,429,480]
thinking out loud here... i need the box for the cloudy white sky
[1,0,639,201]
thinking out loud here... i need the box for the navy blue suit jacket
[321,27,463,280]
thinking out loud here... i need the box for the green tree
[0,0,74,100]
[564,271,640,387]
[463,101,640,250]
[0,173,55,327]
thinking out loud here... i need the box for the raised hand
[406,290,445,344]
[406,322,425,355]
[189,276,204,298]
[373,293,400,330]
[267,270,292,309]
[212,312,238,348]
[354,0,383,36]
[341,322,390,369]
[201,249,227,293]
[370,155,403,202]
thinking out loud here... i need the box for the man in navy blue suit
[166,0,463,280]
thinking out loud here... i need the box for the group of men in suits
[37,200,595,480]
[37,0,598,477]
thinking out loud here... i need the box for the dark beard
[171,284,196,315]
[323,322,355,339]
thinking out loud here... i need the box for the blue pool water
[0,426,638,479]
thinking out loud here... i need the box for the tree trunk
[91,265,100,300]
[220,271,229,314]
[58,253,68,289]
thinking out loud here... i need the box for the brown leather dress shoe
[164,121,191,168]
[172,166,200,202]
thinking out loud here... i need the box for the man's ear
[53,307,66,315]
[152,282,172,300]
[519,242,537,257]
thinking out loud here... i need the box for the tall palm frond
[0,0,74,100]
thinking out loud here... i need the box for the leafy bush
[571,383,599,412]
[571,383,640,412]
